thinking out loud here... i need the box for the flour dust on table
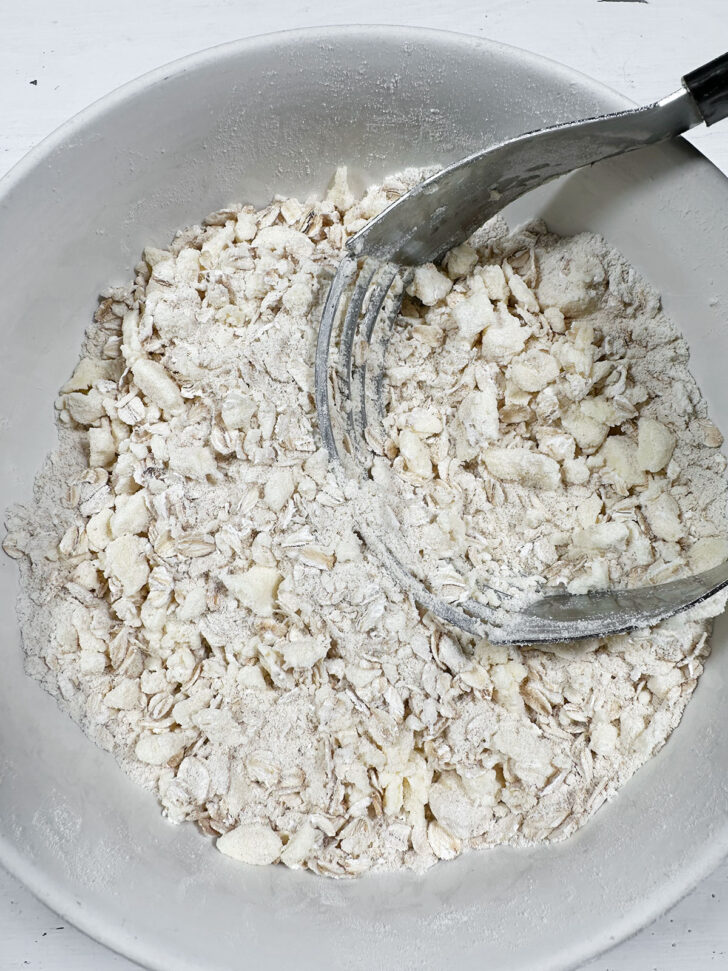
[5,167,728,876]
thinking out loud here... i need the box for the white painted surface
[1,1,727,968]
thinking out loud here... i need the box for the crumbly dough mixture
[365,216,728,605]
[5,167,728,876]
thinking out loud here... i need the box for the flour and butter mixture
[5,168,728,875]
[363,214,728,605]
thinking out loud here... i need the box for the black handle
[683,51,728,126]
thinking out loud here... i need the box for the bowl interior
[1,26,728,971]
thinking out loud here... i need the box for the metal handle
[683,51,728,126]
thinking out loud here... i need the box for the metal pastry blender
[315,53,728,644]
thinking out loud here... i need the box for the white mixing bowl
[1,26,728,971]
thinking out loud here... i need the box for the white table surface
[2,1,728,968]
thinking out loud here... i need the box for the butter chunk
[637,418,676,472]
[562,405,609,452]
[217,822,283,865]
[110,491,149,538]
[481,314,528,365]
[135,732,188,766]
[689,536,728,573]
[281,637,329,669]
[264,468,295,512]
[444,243,478,279]
[572,522,629,552]
[483,447,560,490]
[642,492,683,542]
[408,263,453,306]
[168,445,216,480]
[104,534,149,597]
[105,679,140,710]
[224,566,281,617]
[599,436,646,489]
[457,388,499,447]
[131,358,183,416]
[399,428,433,478]
[452,290,496,342]
[509,350,559,393]
[88,423,116,467]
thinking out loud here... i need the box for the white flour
[4,167,728,875]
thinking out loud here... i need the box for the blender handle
[683,51,728,126]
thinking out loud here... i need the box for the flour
[4,167,728,876]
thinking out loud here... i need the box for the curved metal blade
[486,561,728,645]
[348,88,703,266]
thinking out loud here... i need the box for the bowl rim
[1,23,727,971]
